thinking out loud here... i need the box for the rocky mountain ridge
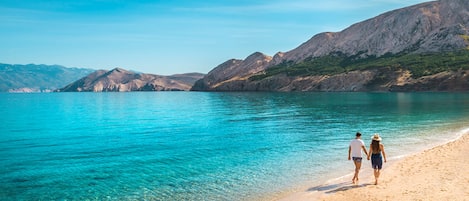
[59,68,204,92]
[192,0,469,91]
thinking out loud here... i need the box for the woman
[367,134,387,185]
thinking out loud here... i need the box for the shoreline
[275,128,469,201]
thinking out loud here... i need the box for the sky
[0,0,430,75]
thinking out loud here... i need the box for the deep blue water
[1,92,468,200]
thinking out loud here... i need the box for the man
[348,132,368,184]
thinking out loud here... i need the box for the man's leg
[353,159,362,184]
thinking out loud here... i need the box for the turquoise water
[1,92,468,200]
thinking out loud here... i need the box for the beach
[279,131,469,201]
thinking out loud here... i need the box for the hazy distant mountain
[0,63,95,92]
[192,0,469,92]
[59,68,204,92]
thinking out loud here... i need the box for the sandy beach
[278,132,469,201]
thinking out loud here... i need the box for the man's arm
[362,145,368,158]
[348,146,351,160]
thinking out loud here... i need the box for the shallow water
[1,92,468,200]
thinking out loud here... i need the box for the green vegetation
[249,50,469,81]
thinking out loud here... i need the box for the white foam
[454,126,469,138]
[325,173,354,184]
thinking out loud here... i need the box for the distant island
[58,68,204,92]
[0,64,204,92]
[0,63,95,92]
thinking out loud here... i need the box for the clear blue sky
[1,0,430,75]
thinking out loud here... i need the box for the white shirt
[350,138,365,158]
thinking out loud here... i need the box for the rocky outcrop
[390,70,469,91]
[191,52,272,91]
[202,68,469,92]
[192,0,469,92]
[59,68,204,92]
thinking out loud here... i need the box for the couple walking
[348,132,387,185]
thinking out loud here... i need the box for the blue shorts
[352,157,362,162]
[371,154,383,169]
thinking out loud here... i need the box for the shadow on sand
[307,182,372,194]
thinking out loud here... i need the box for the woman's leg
[371,154,383,185]
[374,168,381,185]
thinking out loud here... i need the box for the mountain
[58,68,204,92]
[192,0,469,92]
[0,63,95,92]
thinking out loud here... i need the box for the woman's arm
[381,144,387,162]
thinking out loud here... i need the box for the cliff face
[211,68,469,92]
[192,0,469,92]
[59,68,204,92]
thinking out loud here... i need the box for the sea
[1,92,468,200]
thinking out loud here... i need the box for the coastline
[276,128,469,201]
